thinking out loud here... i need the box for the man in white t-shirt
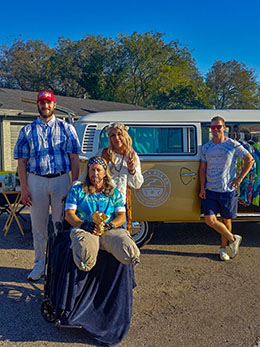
[199,116,254,261]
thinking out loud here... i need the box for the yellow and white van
[74,109,260,246]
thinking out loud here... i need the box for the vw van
[74,109,260,246]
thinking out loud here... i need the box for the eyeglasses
[210,125,223,130]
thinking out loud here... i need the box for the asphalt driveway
[1,213,260,347]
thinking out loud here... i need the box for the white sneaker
[229,234,242,258]
[27,260,45,281]
[219,248,230,261]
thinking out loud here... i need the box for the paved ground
[1,212,260,347]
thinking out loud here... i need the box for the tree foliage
[0,34,259,109]
[206,60,260,109]
[0,37,54,91]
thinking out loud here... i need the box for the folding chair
[0,193,16,216]
[0,191,26,236]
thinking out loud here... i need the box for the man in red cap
[36,90,56,122]
[37,90,56,101]
[14,90,81,281]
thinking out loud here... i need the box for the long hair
[80,156,114,196]
[107,122,135,168]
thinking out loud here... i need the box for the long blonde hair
[80,156,114,196]
[106,122,135,168]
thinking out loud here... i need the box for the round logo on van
[134,169,171,207]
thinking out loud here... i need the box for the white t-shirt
[201,138,249,192]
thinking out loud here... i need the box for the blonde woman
[97,122,144,229]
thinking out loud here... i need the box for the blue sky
[1,0,260,80]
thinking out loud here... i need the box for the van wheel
[131,222,154,248]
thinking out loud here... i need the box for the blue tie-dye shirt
[65,184,126,222]
[201,138,249,192]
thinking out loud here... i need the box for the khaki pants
[28,173,71,263]
[70,227,140,271]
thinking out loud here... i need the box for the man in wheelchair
[47,156,140,346]
[65,156,140,268]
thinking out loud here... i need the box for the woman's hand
[127,151,136,174]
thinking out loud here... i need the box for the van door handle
[180,168,197,185]
[180,172,197,177]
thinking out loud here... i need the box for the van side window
[167,128,182,152]
[202,122,260,145]
[236,124,260,144]
[99,126,197,155]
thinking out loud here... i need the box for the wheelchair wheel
[41,298,56,323]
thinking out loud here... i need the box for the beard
[92,176,102,184]
[90,176,104,187]
[38,104,55,118]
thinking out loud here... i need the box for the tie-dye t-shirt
[201,138,248,192]
[65,184,125,222]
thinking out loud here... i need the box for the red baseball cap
[37,91,56,103]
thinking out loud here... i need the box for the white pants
[28,173,71,263]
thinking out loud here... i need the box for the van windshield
[99,125,197,155]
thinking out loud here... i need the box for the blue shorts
[202,189,238,219]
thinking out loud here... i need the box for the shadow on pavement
[0,214,56,251]
[0,213,32,250]
[148,222,260,247]
[0,281,106,346]
[141,248,219,261]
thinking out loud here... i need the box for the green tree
[0,33,213,109]
[72,35,110,99]
[48,38,86,97]
[150,48,211,109]
[50,35,113,99]
[101,40,129,102]
[206,60,260,109]
[151,83,211,109]
[0,38,54,90]
[116,32,173,105]
[116,32,210,108]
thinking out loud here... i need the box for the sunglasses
[210,125,223,130]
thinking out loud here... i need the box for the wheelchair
[40,221,135,346]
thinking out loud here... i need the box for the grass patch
[0,171,15,175]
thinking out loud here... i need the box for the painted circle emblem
[134,169,171,207]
